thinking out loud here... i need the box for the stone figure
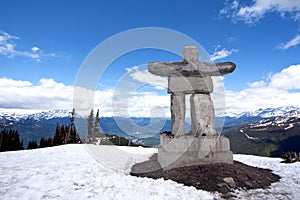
[148,46,236,169]
[149,46,235,137]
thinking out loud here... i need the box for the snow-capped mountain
[1,106,299,123]
[234,106,300,119]
[244,108,300,131]
[28,109,72,120]
[0,109,72,122]
[1,106,300,149]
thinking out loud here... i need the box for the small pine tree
[39,137,53,148]
[94,109,100,135]
[27,140,38,149]
[65,108,76,144]
[87,109,94,136]
[53,123,62,146]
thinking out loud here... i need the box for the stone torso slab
[168,76,213,94]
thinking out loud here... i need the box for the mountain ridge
[1,106,300,151]
[1,106,299,122]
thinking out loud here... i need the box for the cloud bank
[226,64,300,114]
[1,64,300,117]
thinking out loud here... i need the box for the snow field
[1,144,300,200]
[0,144,217,200]
[233,154,300,200]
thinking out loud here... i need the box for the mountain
[1,106,300,153]
[223,107,300,157]
[0,109,77,147]
[234,106,299,118]
[222,106,300,127]
[0,109,177,147]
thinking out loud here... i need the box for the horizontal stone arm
[148,61,236,77]
[215,62,236,75]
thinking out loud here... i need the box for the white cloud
[126,66,168,90]
[2,64,300,117]
[269,64,300,90]
[0,78,73,110]
[0,30,55,61]
[0,78,32,87]
[220,0,300,24]
[276,34,300,50]
[0,77,170,118]
[31,46,40,52]
[225,64,300,113]
[210,46,238,61]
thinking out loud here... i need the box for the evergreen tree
[69,126,80,144]
[53,123,62,146]
[52,110,80,146]
[39,137,52,148]
[65,108,76,144]
[27,140,38,149]
[94,109,100,135]
[60,125,66,144]
[0,129,24,152]
[87,109,94,136]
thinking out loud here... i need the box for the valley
[1,106,300,157]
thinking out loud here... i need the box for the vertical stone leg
[190,93,216,136]
[171,93,185,137]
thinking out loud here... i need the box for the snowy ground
[0,144,300,200]
[233,154,300,200]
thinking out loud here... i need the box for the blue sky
[0,0,300,116]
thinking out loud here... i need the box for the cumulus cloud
[31,46,40,52]
[0,30,55,61]
[126,66,167,90]
[276,34,300,50]
[225,64,300,114]
[0,77,170,118]
[2,64,300,117]
[269,64,300,90]
[210,46,238,61]
[0,78,73,110]
[220,0,300,24]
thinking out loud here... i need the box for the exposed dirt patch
[130,154,280,198]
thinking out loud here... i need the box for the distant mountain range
[225,106,299,118]
[222,106,300,157]
[1,106,300,154]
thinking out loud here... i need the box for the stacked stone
[148,46,236,169]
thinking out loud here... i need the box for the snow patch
[0,144,216,200]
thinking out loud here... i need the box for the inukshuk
[148,46,236,169]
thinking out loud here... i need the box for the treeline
[27,108,80,150]
[85,109,139,147]
[85,109,104,143]
[0,108,140,152]
[27,123,81,149]
[0,108,81,152]
[0,129,24,152]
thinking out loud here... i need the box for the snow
[233,154,300,200]
[0,144,216,200]
[0,109,72,121]
[1,144,300,200]
[233,106,300,119]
